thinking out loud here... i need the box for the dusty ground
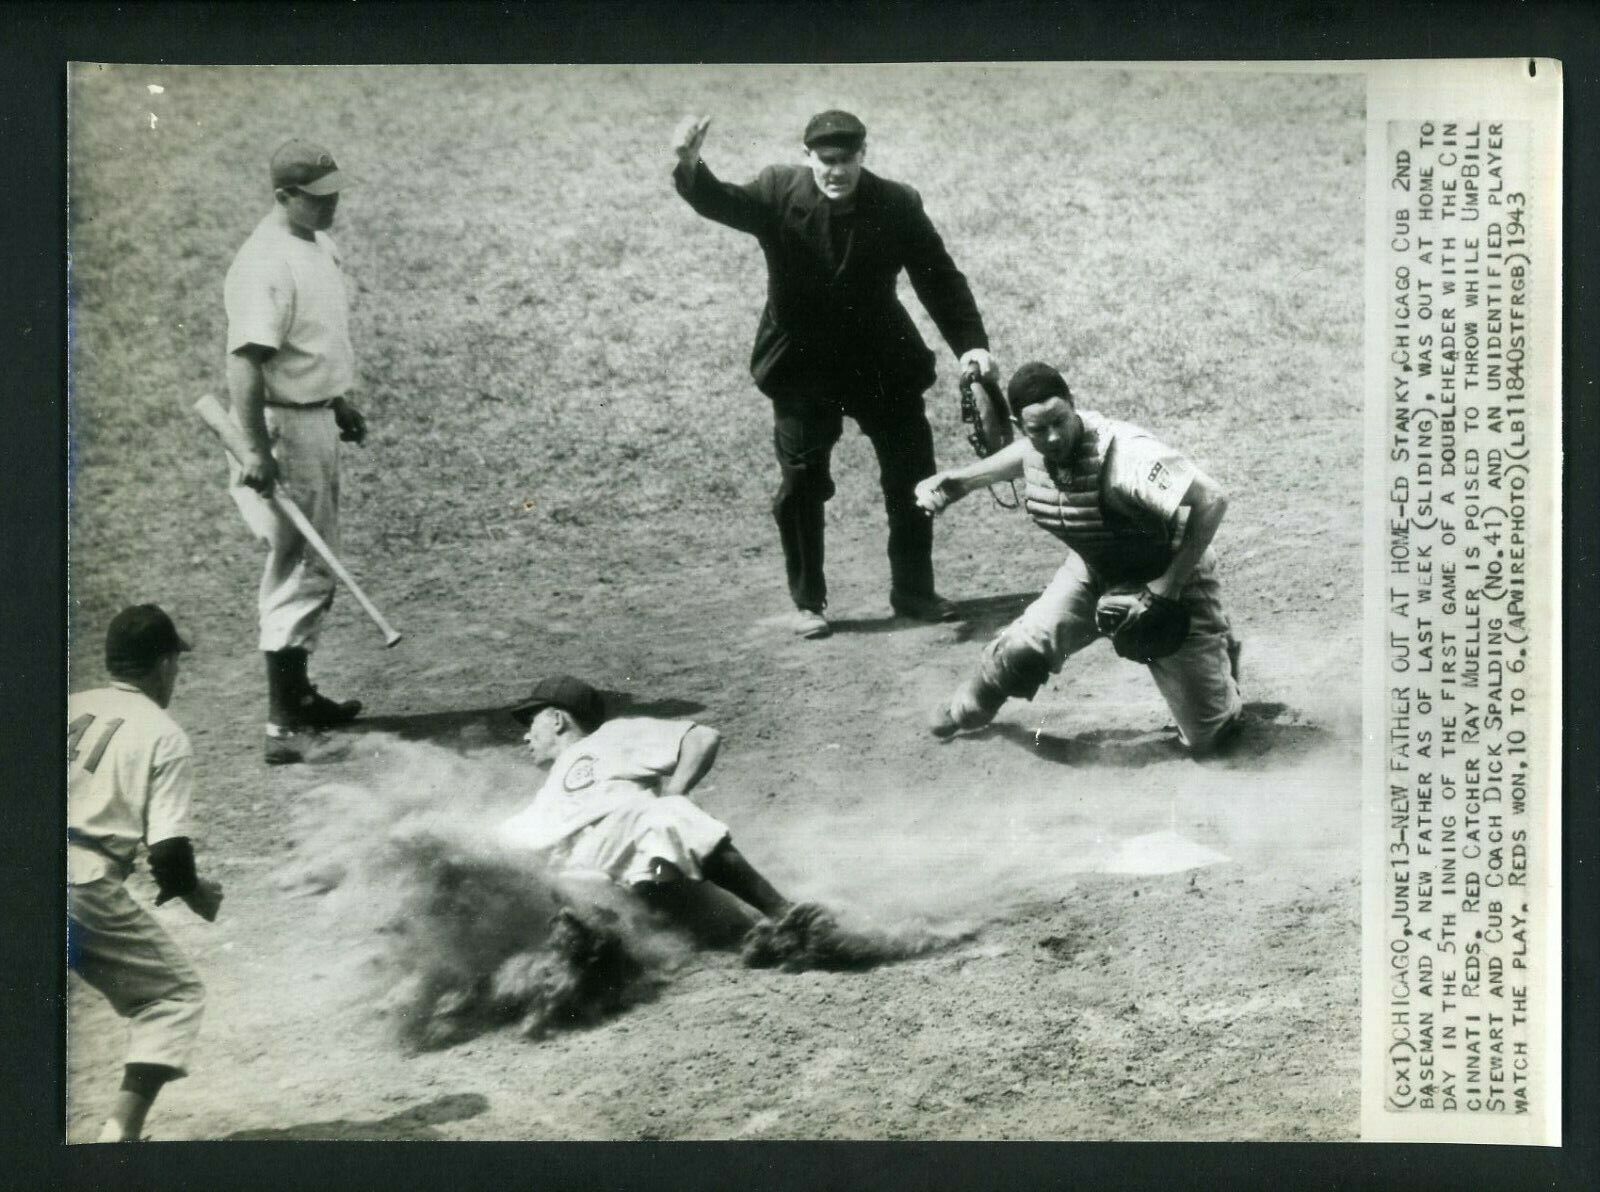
[65,64,1364,1141]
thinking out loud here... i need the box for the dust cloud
[281,740,686,1049]
[727,690,1362,927]
[278,667,1359,1046]
[278,738,969,1048]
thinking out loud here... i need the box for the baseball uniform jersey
[68,683,194,884]
[498,717,732,887]
[224,209,355,403]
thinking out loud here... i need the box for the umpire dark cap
[1006,362,1074,418]
[270,139,344,195]
[803,109,867,150]
[106,604,192,677]
[511,675,607,730]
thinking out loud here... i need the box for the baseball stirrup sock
[121,1063,178,1098]
[702,841,790,919]
[264,650,299,726]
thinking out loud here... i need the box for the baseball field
[67,63,1365,1141]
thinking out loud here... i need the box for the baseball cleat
[294,687,363,728]
[890,589,960,623]
[264,727,351,766]
[927,682,999,739]
[740,901,841,969]
[791,608,832,639]
[928,701,962,738]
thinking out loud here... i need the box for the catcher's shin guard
[978,631,1054,701]
[931,634,1053,737]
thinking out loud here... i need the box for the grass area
[68,63,1361,684]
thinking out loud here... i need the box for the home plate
[1096,830,1230,876]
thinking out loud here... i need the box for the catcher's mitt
[958,368,1013,458]
[1095,586,1191,663]
[956,367,1019,510]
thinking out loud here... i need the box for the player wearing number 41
[225,139,370,765]
[672,110,998,639]
[917,363,1245,755]
[68,606,224,1143]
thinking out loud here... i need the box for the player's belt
[264,397,337,410]
[66,829,135,880]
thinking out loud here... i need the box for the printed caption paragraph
[1383,118,1534,1120]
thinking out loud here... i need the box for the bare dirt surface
[66,65,1364,1141]
[67,521,1362,1142]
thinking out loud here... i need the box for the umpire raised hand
[672,110,997,639]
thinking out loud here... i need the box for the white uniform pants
[67,878,205,1076]
[555,796,732,887]
[230,405,341,652]
[974,550,1243,750]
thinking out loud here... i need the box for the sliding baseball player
[224,138,370,765]
[497,675,833,952]
[917,361,1244,754]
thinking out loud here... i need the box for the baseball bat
[193,393,403,648]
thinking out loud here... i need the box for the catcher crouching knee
[918,361,1244,754]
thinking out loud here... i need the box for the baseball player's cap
[803,109,867,150]
[105,604,192,676]
[269,139,344,195]
[510,675,608,730]
[1006,362,1073,418]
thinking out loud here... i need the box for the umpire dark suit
[673,124,990,625]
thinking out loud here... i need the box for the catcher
[915,362,1244,755]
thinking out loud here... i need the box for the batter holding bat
[917,362,1245,755]
[223,139,369,765]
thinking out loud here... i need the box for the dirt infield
[67,64,1363,1140]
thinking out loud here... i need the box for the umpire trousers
[770,393,938,612]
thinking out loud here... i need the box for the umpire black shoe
[890,589,960,623]
[293,687,363,729]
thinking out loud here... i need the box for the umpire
[672,110,997,638]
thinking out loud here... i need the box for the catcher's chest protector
[1022,415,1178,581]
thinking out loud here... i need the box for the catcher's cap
[106,604,192,677]
[1006,362,1073,418]
[803,109,866,150]
[511,675,607,731]
[270,139,344,195]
